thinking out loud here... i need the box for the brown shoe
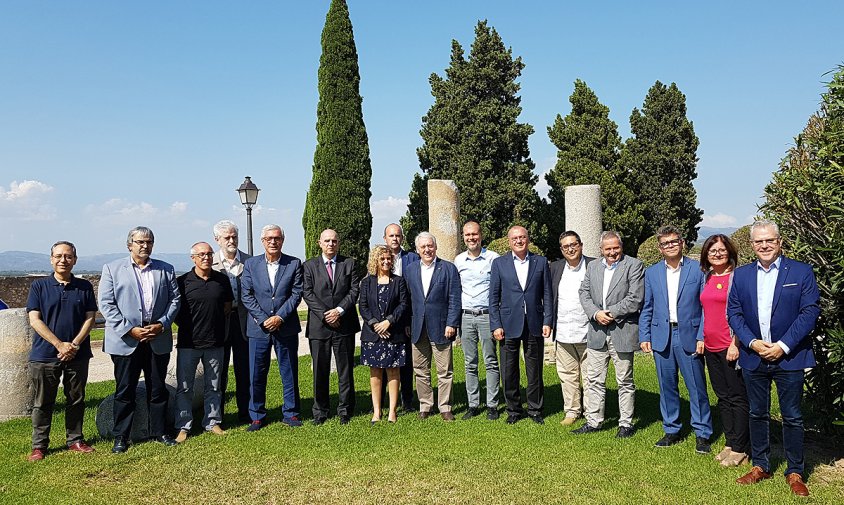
[28,448,46,462]
[786,473,809,497]
[68,441,95,453]
[736,466,772,485]
[175,430,189,443]
[441,411,455,421]
[418,411,431,420]
[209,425,226,436]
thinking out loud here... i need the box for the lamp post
[236,176,260,256]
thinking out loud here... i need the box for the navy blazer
[727,256,819,371]
[404,257,462,345]
[639,257,706,354]
[241,253,303,339]
[398,249,420,272]
[358,274,409,343]
[489,252,554,339]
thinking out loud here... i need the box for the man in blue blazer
[99,226,181,453]
[241,224,304,430]
[489,226,553,425]
[383,223,419,410]
[640,226,712,453]
[404,231,461,421]
[728,220,819,497]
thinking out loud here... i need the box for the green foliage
[404,21,542,245]
[303,0,372,268]
[486,236,544,257]
[761,64,844,428]
[620,81,703,248]
[546,80,646,255]
[729,224,756,266]
[635,235,662,267]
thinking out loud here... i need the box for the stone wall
[0,275,101,309]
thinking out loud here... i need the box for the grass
[1,350,841,504]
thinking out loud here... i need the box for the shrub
[729,225,756,266]
[486,237,544,257]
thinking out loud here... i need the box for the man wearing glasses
[173,242,233,443]
[99,227,181,453]
[639,225,712,453]
[241,224,304,430]
[728,220,819,497]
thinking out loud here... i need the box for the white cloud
[370,196,409,220]
[170,201,188,213]
[700,212,738,227]
[0,180,54,201]
[0,179,56,220]
[534,157,555,200]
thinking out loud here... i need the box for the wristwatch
[70,342,80,350]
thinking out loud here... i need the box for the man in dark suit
[241,224,304,430]
[211,219,252,423]
[404,231,461,421]
[302,229,361,425]
[383,222,419,411]
[728,220,819,497]
[640,225,712,453]
[99,226,181,452]
[576,230,644,438]
[489,225,553,425]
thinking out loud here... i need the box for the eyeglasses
[192,252,214,258]
[51,254,75,261]
[658,238,682,249]
[752,238,779,246]
[132,240,153,246]
[707,248,728,257]
[561,242,581,251]
[262,237,282,242]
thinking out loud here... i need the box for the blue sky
[2,1,842,259]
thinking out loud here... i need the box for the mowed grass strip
[1,350,841,504]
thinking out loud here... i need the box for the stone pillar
[427,179,461,261]
[0,308,35,421]
[565,184,603,259]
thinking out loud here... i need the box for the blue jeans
[175,347,224,431]
[249,334,301,422]
[744,362,805,475]
[460,313,500,408]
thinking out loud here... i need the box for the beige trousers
[555,341,588,418]
[412,331,454,413]
[584,336,635,428]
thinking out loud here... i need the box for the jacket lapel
[656,261,669,309]
[426,259,442,300]
[525,253,537,292]
[606,256,625,296]
[772,257,788,312]
[676,258,691,300]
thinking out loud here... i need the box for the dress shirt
[512,252,530,291]
[455,248,499,309]
[392,250,404,276]
[266,257,280,290]
[556,258,588,343]
[132,260,154,322]
[420,260,436,297]
[322,254,344,314]
[755,256,789,353]
[219,250,242,306]
[665,258,683,323]
[600,257,619,310]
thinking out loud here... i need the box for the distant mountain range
[697,226,741,243]
[0,251,196,275]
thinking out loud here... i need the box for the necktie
[326,260,334,282]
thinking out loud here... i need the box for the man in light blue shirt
[455,221,500,420]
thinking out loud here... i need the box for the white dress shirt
[513,252,530,291]
[601,257,619,310]
[755,256,789,353]
[322,254,344,314]
[420,260,436,297]
[665,259,683,323]
[266,257,280,290]
[556,258,588,343]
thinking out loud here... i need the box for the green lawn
[1,351,841,504]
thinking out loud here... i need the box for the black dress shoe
[695,436,712,454]
[616,426,636,438]
[154,434,177,447]
[112,437,130,454]
[246,421,263,432]
[312,417,327,426]
[462,407,480,420]
[402,404,418,413]
[339,415,351,425]
[506,413,524,425]
[572,423,601,435]
[655,433,682,447]
[528,414,545,425]
[487,407,500,421]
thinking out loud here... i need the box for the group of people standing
[24,218,818,497]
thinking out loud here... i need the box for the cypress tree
[303,0,372,266]
[546,80,645,253]
[620,81,702,248]
[402,21,541,244]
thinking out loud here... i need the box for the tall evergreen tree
[303,0,372,266]
[619,81,702,248]
[402,21,541,244]
[546,80,645,253]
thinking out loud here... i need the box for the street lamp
[236,176,260,255]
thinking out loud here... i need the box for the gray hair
[189,241,212,255]
[656,225,683,240]
[599,230,623,246]
[126,226,154,246]
[50,240,77,257]
[414,231,437,248]
[260,224,284,239]
[213,220,238,239]
[750,219,780,239]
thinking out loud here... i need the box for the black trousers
[30,359,89,449]
[704,349,750,453]
[381,340,415,408]
[222,311,251,421]
[310,334,356,418]
[500,324,544,417]
[111,342,170,439]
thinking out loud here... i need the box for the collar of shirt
[322,254,336,265]
[220,250,241,266]
[601,256,622,270]
[565,257,585,272]
[132,259,151,271]
[511,252,530,264]
[265,256,280,266]
[461,248,490,261]
[420,259,436,271]
[664,257,684,273]
[756,255,782,273]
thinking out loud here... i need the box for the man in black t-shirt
[174,241,233,442]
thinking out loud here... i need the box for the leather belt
[669,322,679,328]
[462,308,489,316]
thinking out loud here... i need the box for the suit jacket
[489,252,554,340]
[550,255,594,338]
[639,257,705,354]
[727,256,819,371]
[99,257,181,356]
[404,257,461,345]
[241,253,303,339]
[211,249,251,340]
[302,254,362,339]
[579,254,645,353]
[397,249,420,274]
[358,274,409,343]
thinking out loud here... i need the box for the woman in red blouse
[700,234,749,467]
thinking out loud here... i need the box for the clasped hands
[56,341,77,361]
[129,322,164,343]
[752,340,784,361]
[323,309,342,329]
[492,325,552,341]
